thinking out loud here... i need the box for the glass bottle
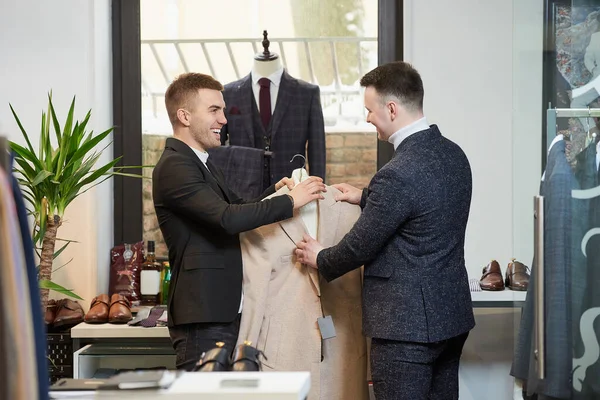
[140,241,161,305]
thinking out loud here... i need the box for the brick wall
[142,132,377,258]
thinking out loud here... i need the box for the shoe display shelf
[71,322,174,379]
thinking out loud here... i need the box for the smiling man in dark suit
[296,62,475,400]
[152,72,326,371]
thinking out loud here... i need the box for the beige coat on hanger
[238,186,369,400]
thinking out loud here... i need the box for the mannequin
[215,30,327,198]
[252,30,283,80]
[251,31,284,117]
[252,57,282,79]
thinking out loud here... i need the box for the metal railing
[141,36,377,126]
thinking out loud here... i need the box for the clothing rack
[547,107,600,149]
[0,136,9,172]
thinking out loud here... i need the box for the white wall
[406,0,517,276]
[0,0,113,308]
[405,1,542,399]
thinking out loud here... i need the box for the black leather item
[193,345,231,372]
[230,343,264,372]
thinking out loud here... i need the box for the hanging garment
[512,139,578,399]
[0,169,38,400]
[207,146,267,199]
[237,185,369,400]
[573,141,600,398]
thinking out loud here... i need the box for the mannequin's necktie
[258,77,272,129]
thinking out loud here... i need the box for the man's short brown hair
[165,72,224,125]
[360,61,424,113]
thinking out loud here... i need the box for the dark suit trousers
[169,314,241,371]
[371,332,469,400]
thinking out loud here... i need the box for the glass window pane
[141,0,378,258]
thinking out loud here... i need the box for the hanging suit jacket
[238,186,369,400]
[207,146,266,199]
[512,139,579,399]
[219,71,326,197]
[573,142,600,398]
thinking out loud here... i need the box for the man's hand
[289,177,326,209]
[332,183,362,204]
[295,234,324,269]
[275,177,295,191]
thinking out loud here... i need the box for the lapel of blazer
[206,158,232,202]
[268,71,296,141]
[277,188,340,296]
[165,138,231,202]
[317,190,340,249]
[236,74,261,146]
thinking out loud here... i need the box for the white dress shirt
[388,117,430,150]
[190,146,244,313]
[251,68,283,114]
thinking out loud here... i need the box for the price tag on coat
[317,315,336,339]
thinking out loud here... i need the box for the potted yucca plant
[9,93,141,309]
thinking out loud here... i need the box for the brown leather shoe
[108,294,132,324]
[53,299,85,328]
[45,299,57,325]
[84,294,110,324]
[479,260,505,291]
[505,259,530,291]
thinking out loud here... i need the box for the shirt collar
[388,117,430,150]
[190,146,209,164]
[251,68,283,87]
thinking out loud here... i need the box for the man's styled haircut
[165,72,224,125]
[359,61,424,112]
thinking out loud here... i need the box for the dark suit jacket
[512,140,580,399]
[152,138,293,326]
[220,71,326,194]
[317,125,475,343]
[207,146,266,199]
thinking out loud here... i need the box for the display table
[91,372,311,399]
[69,291,527,380]
[71,323,173,379]
[471,290,527,308]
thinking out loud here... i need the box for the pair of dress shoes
[84,294,133,324]
[45,299,85,328]
[193,342,264,372]
[479,259,530,291]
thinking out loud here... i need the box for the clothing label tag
[317,315,336,340]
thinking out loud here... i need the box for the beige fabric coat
[238,186,369,400]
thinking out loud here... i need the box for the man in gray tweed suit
[296,61,475,400]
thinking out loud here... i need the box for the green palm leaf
[9,92,145,302]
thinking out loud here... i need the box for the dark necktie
[258,77,272,129]
[140,306,165,327]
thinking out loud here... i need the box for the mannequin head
[252,30,283,78]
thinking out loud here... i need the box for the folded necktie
[140,306,166,328]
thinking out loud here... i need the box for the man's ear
[177,109,190,126]
[387,101,398,121]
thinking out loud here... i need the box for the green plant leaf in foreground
[38,280,83,300]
